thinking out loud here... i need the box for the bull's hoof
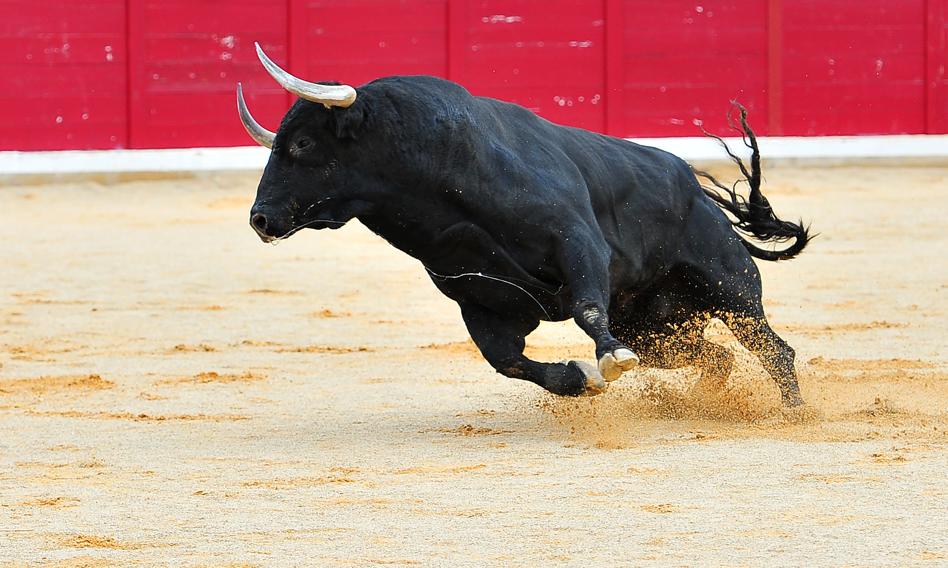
[598,348,639,382]
[570,361,607,396]
[548,361,608,396]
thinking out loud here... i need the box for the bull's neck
[357,195,459,264]
[354,142,472,264]
[358,213,445,263]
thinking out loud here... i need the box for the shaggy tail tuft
[692,102,813,261]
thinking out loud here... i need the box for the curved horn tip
[254,40,357,108]
[253,42,266,61]
[235,81,276,149]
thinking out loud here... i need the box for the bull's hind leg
[612,310,735,386]
[460,303,606,396]
[639,334,734,387]
[696,255,804,406]
[721,310,803,406]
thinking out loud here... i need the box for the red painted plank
[624,54,767,86]
[0,36,127,65]
[0,120,125,150]
[782,85,926,135]
[0,94,125,128]
[0,0,126,150]
[296,0,445,31]
[475,85,604,128]
[447,0,465,80]
[452,0,605,131]
[303,31,446,70]
[616,0,768,137]
[138,1,279,32]
[604,0,624,135]
[783,54,925,84]
[927,0,948,133]
[0,0,125,35]
[780,0,927,135]
[783,26,927,53]
[128,1,288,149]
[622,0,766,26]
[767,0,783,134]
[619,86,768,137]
[291,0,448,88]
[781,0,924,29]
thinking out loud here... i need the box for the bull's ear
[330,103,366,140]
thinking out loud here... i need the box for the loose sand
[1,164,946,565]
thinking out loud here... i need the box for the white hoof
[572,360,607,396]
[598,348,640,382]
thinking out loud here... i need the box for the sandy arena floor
[1,163,946,566]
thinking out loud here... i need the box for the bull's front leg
[460,303,606,396]
[558,233,639,382]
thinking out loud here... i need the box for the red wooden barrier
[0,0,945,151]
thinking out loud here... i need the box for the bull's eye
[289,136,315,160]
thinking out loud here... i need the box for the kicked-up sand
[0,163,946,565]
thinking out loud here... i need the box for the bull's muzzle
[249,207,286,243]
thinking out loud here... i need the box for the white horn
[236,83,275,148]
[255,42,357,108]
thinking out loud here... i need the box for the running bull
[237,43,811,406]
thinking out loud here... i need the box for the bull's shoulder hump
[360,75,473,99]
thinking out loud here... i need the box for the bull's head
[237,44,368,243]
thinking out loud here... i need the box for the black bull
[243,75,811,406]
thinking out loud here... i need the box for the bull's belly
[414,220,571,321]
[427,271,572,322]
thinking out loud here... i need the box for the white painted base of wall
[1,135,946,176]
[633,134,948,162]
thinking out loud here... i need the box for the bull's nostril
[251,213,268,232]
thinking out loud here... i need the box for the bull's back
[469,91,701,211]
[470,95,707,277]
[369,76,723,287]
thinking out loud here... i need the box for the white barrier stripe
[1,135,946,175]
[629,134,948,162]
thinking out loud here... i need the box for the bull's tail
[692,102,812,262]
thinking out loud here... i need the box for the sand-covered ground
[1,163,946,566]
